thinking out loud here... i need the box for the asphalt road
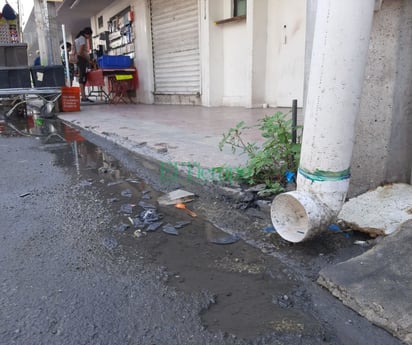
[0,125,403,345]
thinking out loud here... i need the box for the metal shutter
[150,0,200,94]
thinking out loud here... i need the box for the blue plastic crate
[97,55,131,69]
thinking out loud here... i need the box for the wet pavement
[0,114,403,345]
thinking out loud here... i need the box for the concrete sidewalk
[59,103,298,171]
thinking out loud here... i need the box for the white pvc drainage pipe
[271,0,376,243]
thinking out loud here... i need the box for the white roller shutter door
[150,0,200,95]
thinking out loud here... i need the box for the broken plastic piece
[175,203,197,217]
[131,217,145,228]
[284,171,296,183]
[162,224,179,236]
[140,209,163,224]
[263,225,276,233]
[147,221,163,232]
[121,189,133,198]
[328,224,341,232]
[115,223,130,232]
[174,221,191,229]
[19,192,31,198]
[133,229,145,238]
[120,203,135,214]
[158,189,195,206]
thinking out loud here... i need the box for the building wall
[201,0,305,107]
[349,0,412,196]
[265,0,306,107]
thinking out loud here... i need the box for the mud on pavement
[0,116,403,345]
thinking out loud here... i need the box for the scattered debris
[328,224,341,232]
[107,197,119,203]
[102,237,118,250]
[19,192,31,198]
[174,221,191,229]
[131,217,145,228]
[162,224,178,236]
[107,181,124,187]
[115,223,130,232]
[140,209,163,224]
[157,189,195,206]
[175,203,197,217]
[79,180,93,187]
[121,189,133,198]
[274,294,293,308]
[338,183,412,235]
[147,221,163,232]
[354,240,371,247]
[263,225,276,233]
[142,191,152,200]
[133,229,146,238]
[120,203,135,214]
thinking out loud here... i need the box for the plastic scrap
[131,217,145,228]
[120,203,135,214]
[133,229,146,238]
[121,189,133,198]
[174,221,191,229]
[107,181,124,187]
[147,221,163,232]
[328,224,341,232]
[158,189,195,206]
[140,209,163,224]
[141,191,152,200]
[102,237,118,250]
[162,224,179,236]
[115,223,130,232]
[175,203,197,217]
[263,225,276,233]
[354,240,370,247]
[19,192,31,198]
[284,171,296,183]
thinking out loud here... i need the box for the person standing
[74,27,93,102]
[33,50,41,66]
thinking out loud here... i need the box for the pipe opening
[271,193,310,242]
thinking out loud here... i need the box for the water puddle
[1,115,326,341]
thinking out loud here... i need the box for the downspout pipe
[271,0,376,243]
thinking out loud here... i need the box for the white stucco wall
[89,0,306,108]
[222,22,248,106]
[265,0,306,107]
[202,0,305,108]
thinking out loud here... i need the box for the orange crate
[60,86,80,112]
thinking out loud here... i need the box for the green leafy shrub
[218,111,302,195]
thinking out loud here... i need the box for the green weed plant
[218,111,302,196]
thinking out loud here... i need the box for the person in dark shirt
[74,27,93,102]
[33,50,40,66]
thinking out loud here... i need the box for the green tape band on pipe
[298,167,351,182]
